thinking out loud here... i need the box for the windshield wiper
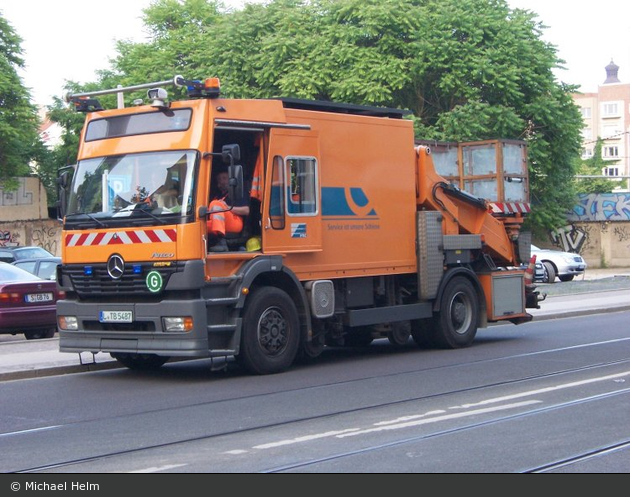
[66,211,107,227]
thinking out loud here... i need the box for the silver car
[531,244,587,283]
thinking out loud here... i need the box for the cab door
[262,127,322,253]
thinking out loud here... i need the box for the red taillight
[0,292,22,304]
[58,291,66,299]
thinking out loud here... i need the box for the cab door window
[269,155,286,229]
[287,157,318,215]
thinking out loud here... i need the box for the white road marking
[336,400,541,438]
[0,425,62,438]
[374,410,447,426]
[450,370,630,410]
[129,464,187,473]
[253,428,361,450]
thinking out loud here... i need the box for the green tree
[574,138,617,195]
[0,13,42,190]
[52,0,584,232]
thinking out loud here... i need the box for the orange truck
[57,76,543,374]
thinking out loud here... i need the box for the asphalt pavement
[1,267,630,382]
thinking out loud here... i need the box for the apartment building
[573,60,630,191]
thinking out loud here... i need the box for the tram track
[525,439,630,473]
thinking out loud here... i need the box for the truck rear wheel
[238,287,300,374]
[110,353,169,370]
[429,276,478,349]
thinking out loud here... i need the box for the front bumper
[556,263,587,277]
[57,298,241,358]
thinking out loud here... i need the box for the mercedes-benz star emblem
[107,254,125,280]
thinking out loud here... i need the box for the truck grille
[64,263,178,297]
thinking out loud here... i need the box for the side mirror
[222,144,241,164]
[57,170,71,188]
[56,166,74,220]
[228,165,244,204]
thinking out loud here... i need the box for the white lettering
[72,482,100,491]
[25,482,67,491]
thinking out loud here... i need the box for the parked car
[531,244,587,283]
[0,246,54,264]
[12,257,61,281]
[533,261,546,283]
[0,262,64,340]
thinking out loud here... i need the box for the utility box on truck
[56,76,543,375]
[417,139,530,215]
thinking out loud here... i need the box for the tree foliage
[0,13,42,190]
[51,0,584,232]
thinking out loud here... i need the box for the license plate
[25,293,53,303]
[99,311,133,323]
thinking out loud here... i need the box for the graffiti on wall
[31,225,60,254]
[0,221,60,255]
[550,224,589,254]
[0,230,21,247]
[568,193,630,222]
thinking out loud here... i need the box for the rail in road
[3,310,630,473]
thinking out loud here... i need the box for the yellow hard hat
[246,236,261,252]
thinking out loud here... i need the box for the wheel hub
[258,308,287,355]
[450,293,471,335]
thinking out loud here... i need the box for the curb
[529,304,630,322]
[0,360,121,382]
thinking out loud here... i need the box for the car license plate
[99,311,133,323]
[25,293,53,303]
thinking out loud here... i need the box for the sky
[1,0,629,107]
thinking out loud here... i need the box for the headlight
[162,317,193,332]
[58,316,78,331]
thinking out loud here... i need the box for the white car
[531,244,587,283]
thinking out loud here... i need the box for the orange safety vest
[207,196,244,236]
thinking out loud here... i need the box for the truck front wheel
[429,276,478,349]
[238,287,300,374]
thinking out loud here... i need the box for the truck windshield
[66,151,196,224]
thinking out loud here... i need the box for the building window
[580,107,591,119]
[603,146,619,158]
[603,124,622,139]
[581,128,592,140]
[601,102,620,117]
[603,167,619,177]
[581,148,593,159]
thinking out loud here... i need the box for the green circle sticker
[146,271,163,293]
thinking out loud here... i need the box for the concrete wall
[0,177,61,256]
[543,220,630,268]
[0,219,61,256]
[537,193,630,268]
[0,177,49,222]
